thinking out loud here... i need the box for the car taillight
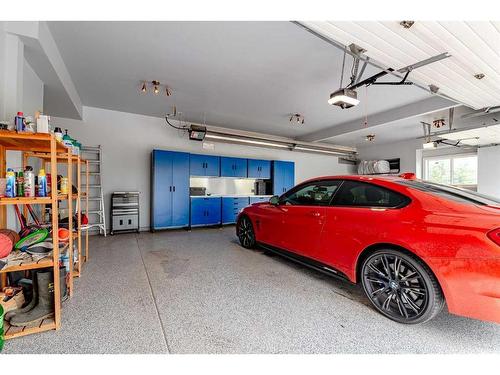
[487,228,500,246]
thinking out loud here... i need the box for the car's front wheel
[361,249,444,324]
[237,216,256,249]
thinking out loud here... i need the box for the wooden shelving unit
[0,130,70,340]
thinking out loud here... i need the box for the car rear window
[332,180,410,208]
[397,180,500,206]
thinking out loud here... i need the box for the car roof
[302,174,408,185]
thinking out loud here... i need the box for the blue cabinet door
[190,154,220,177]
[152,150,173,229]
[220,157,248,178]
[171,152,190,227]
[204,155,220,176]
[273,161,295,195]
[190,198,207,226]
[190,197,221,226]
[206,197,222,224]
[248,159,271,179]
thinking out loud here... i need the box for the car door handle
[309,211,321,217]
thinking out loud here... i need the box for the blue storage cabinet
[247,159,271,179]
[220,157,248,178]
[151,150,190,230]
[272,161,295,196]
[249,196,270,204]
[190,197,222,226]
[190,154,220,176]
[222,197,250,224]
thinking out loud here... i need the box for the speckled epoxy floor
[3,227,500,353]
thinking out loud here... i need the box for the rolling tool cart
[110,192,140,235]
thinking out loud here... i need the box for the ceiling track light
[400,21,415,29]
[139,80,173,97]
[289,113,305,125]
[365,134,376,142]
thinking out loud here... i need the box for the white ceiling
[327,105,500,147]
[47,21,434,139]
[301,21,500,110]
[440,124,500,146]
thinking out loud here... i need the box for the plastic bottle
[6,169,16,198]
[62,129,73,149]
[54,127,63,142]
[16,171,24,197]
[15,112,25,132]
[24,166,35,197]
[37,169,47,197]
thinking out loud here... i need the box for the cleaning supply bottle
[54,127,63,142]
[16,170,24,197]
[15,112,25,132]
[37,169,47,197]
[62,129,73,149]
[6,169,16,198]
[24,166,35,197]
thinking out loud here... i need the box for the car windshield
[397,180,500,206]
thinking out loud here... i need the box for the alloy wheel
[237,216,255,248]
[362,252,430,322]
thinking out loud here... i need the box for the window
[332,180,410,208]
[397,180,500,206]
[281,180,341,206]
[423,154,477,189]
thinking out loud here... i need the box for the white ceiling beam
[5,21,83,119]
[297,96,459,143]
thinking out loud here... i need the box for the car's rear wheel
[361,249,444,324]
[237,216,256,249]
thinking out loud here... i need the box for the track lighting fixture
[400,21,415,29]
[152,80,160,95]
[289,113,305,125]
[433,119,446,128]
[365,134,376,142]
[139,80,173,97]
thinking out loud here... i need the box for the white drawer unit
[110,191,140,235]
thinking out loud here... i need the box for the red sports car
[236,174,500,324]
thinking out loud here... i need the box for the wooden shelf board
[3,317,56,340]
[0,195,68,205]
[0,257,53,274]
[0,130,67,152]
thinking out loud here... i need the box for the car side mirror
[269,195,280,205]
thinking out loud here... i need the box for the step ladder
[81,145,107,236]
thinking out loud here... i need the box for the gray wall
[478,146,500,199]
[357,138,423,174]
[52,106,355,231]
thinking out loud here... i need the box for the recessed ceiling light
[474,73,485,80]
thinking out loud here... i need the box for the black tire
[361,249,444,324]
[237,216,256,249]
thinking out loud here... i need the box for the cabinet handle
[169,186,172,192]
[173,186,175,192]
